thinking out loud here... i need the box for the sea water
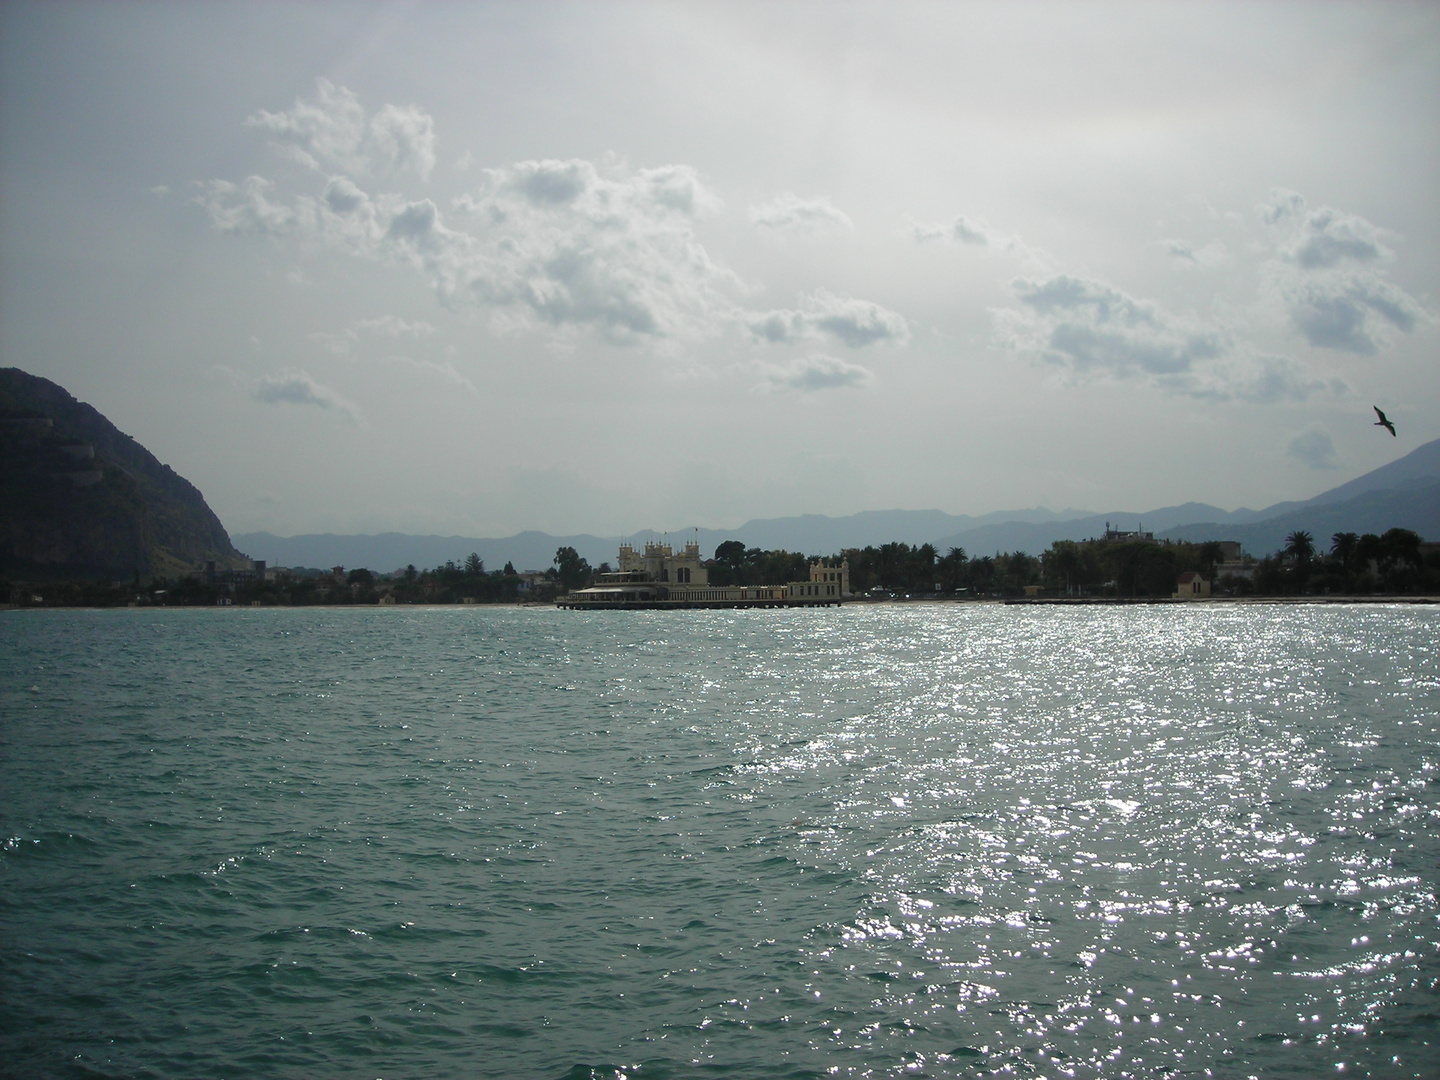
[1,604,1436,1079]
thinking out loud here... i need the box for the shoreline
[4,595,1439,612]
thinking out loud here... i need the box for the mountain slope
[235,437,1440,571]
[1161,482,1440,555]
[0,368,245,578]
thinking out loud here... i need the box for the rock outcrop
[0,368,245,579]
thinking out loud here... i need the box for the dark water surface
[1,604,1436,1078]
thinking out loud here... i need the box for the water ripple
[1,604,1436,1078]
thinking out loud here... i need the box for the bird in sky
[1373,405,1397,437]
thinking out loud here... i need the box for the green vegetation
[1247,527,1432,595]
[5,530,1437,609]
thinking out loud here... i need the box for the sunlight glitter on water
[1,603,1436,1079]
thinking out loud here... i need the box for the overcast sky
[2,1,1437,538]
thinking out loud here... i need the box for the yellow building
[1173,572,1211,600]
[561,545,850,609]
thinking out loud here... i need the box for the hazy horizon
[3,2,1436,539]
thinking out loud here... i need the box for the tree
[1284,531,1314,564]
[465,552,484,577]
[1282,531,1315,593]
[714,540,747,566]
[1330,532,1359,574]
[1042,541,1083,595]
[503,561,517,576]
[968,555,996,594]
[1197,541,1224,577]
[553,546,592,591]
[1002,551,1037,594]
[938,546,969,592]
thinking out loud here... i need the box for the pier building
[558,542,849,609]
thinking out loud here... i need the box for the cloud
[1287,424,1338,470]
[356,315,436,338]
[196,176,304,236]
[749,193,853,235]
[996,274,1321,402]
[450,160,735,341]
[381,355,476,394]
[204,154,739,343]
[1164,238,1227,268]
[149,185,170,198]
[205,92,901,353]
[747,290,909,348]
[759,353,874,392]
[1258,190,1431,354]
[912,214,1016,249]
[1284,273,1426,354]
[252,370,360,421]
[1258,188,1306,226]
[246,78,436,180]
[310,329,357,356]
[310,315,437,357]
[1213,354,1328,405]
[1282,206,1388,269]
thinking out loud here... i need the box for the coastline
[5,596,1439,612]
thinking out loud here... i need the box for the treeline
[5,529,1436,608]
[1242,528,1433,595]
[832,539,1228,597]
[1,552,563,608]
[825,528,1436,597]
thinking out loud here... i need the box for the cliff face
[0,368,245,579]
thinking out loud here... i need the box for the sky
[2,1,1437,539]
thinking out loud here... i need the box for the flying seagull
[1373,405,1396,437]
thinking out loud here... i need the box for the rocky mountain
[0,368,245,580]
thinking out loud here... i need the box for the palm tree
[1330,532,1359,574]
[1284,531,1315,564]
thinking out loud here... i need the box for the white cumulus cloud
[205,156,740,343]
[1283,273,1426,355]
[246,78,436,180]
[252,370,360,421]
[747,290,909,348]
[749,193,853,235]
[995,274,1322,403]
[759,354,874,392]
[913,214,995,246]
[1164,238,1227,268]
[202,91,909,357]
[1258,190,1431,355]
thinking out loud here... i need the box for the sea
[1,603,1436,1079]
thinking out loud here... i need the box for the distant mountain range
[1,368,245,579]
[8,365,1429,583]
[234,438,1440,573]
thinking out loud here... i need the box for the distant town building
[515,573,550,593]
[194,559,268,589]
[1101,522,1154,543]
[1173,571,1211,599]
[617,540,709,584]
[562,543,850,609]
